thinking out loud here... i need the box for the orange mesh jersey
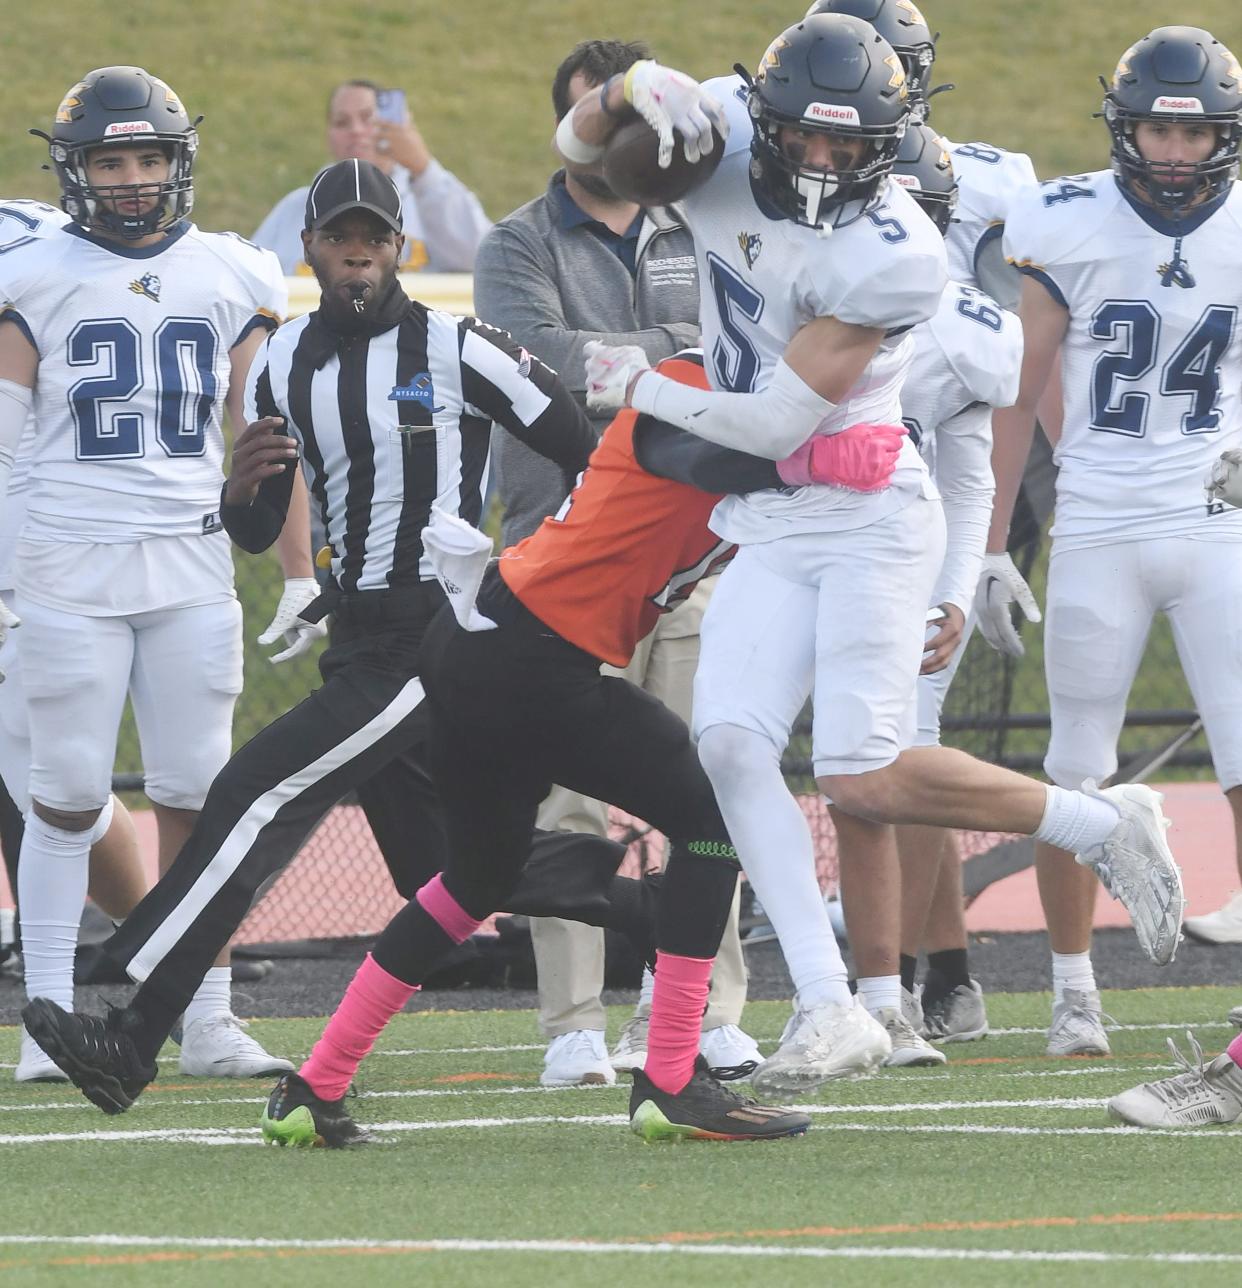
[499,355,735,667]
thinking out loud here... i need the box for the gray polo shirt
[473,172,700,546]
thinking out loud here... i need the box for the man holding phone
[254,78,491,274]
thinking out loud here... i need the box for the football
[602,117,726,206]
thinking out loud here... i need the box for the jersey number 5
[67,317,220,460]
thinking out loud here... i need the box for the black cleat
[260,1072,371,1149]
[629,1055,811,1142]
[20,998,157,1115]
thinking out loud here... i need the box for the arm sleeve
[458,318,597,482]
[406,160,492,271]
[472,222,700,397]
[931,402,995,614]
[630,358,836,458]
[220,339,297,553]
[632,415,781,492]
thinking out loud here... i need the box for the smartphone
[375,89,407,124]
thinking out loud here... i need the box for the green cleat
[629,1056,811,1143]
[260,1072,370,1148]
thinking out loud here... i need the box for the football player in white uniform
[807,0,1043,1047]
[0,68,315,1080]
[0,200,152,1082]
[991,27,1242,1066]
[822,126,1021,1068]
[570,13,1185,1094]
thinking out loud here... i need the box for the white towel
[421,507,498,631]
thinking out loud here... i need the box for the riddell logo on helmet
[1152,96,1204,113]
[103,121,156,136]
[804,102,862,126]
[891,173,919,188]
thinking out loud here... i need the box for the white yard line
[2,1233,1242,1265]
[3,1103,1240,1146]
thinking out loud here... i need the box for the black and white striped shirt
[227,297,595,591]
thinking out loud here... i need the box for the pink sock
[299,953,417,1101]
[1227,1032,1242,1068]
[416,873,484,943]
[643,950,713,1095]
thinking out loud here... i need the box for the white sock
[17,812,92,1011]
[1034,786,1120,853]
[635,966,655,1017]
[697,725,852,1010]
[184,965,231,1029]
[1051,951,1096,1003]
[856,974,902,1015]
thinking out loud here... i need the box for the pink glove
[776,422,907,492]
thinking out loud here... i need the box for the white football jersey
[0,221,286,543]
[684,77,947,542]
[0,199,71,589]
[940,137,1038,289]
[902,279,1022,610]
[1004,169,1242,548]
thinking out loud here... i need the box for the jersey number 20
[67,317,220,460]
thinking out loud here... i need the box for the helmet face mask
[1101,26,1242,216]
[43,66,198,239]
[748,15,912,230]
[890,122,957,235]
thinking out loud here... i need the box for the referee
[23,160,629,1113]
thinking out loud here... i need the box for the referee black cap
[304,159,403,232]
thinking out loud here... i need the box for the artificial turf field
[2,989,1241,1286]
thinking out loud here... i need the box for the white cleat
[540,1029,616,1087]
[901,986,924,1034]
[751,999,891,1096]
[178,1014,295,1078]
[15,1027,69,1083]
[1075,783,1184,966]
[873,1006,947,1067]
[922,980,990,1043]
[1108,1032,1242,1128]
[700,1023,762,1081]
[609,1013,649,1073]
[1184,892,1242,946]
[1046,988,1111,1057]
[1229,1005,1242,1031]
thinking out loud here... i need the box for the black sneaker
[20,998,157,1115]
[260,1072,370,1149]
[629,1055,811,1142]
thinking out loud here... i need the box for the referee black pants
[104,586,448,1018]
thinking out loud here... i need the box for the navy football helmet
[804,0,937,112]
[1102,26,1242,214]
[35,66,198,238]
[890,122,956,235]
[747,13,911,230]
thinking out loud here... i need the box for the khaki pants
[530,577,749,1037]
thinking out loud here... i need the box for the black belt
[301,579,446,626]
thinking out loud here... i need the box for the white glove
[584,340,652,414]
[974,553,1042,658]
[623,60,725,167]
[1206,449,1242,508]
[0,598,18,684]
[259,577,327,664]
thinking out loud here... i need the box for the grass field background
[2,989,1241,1286]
